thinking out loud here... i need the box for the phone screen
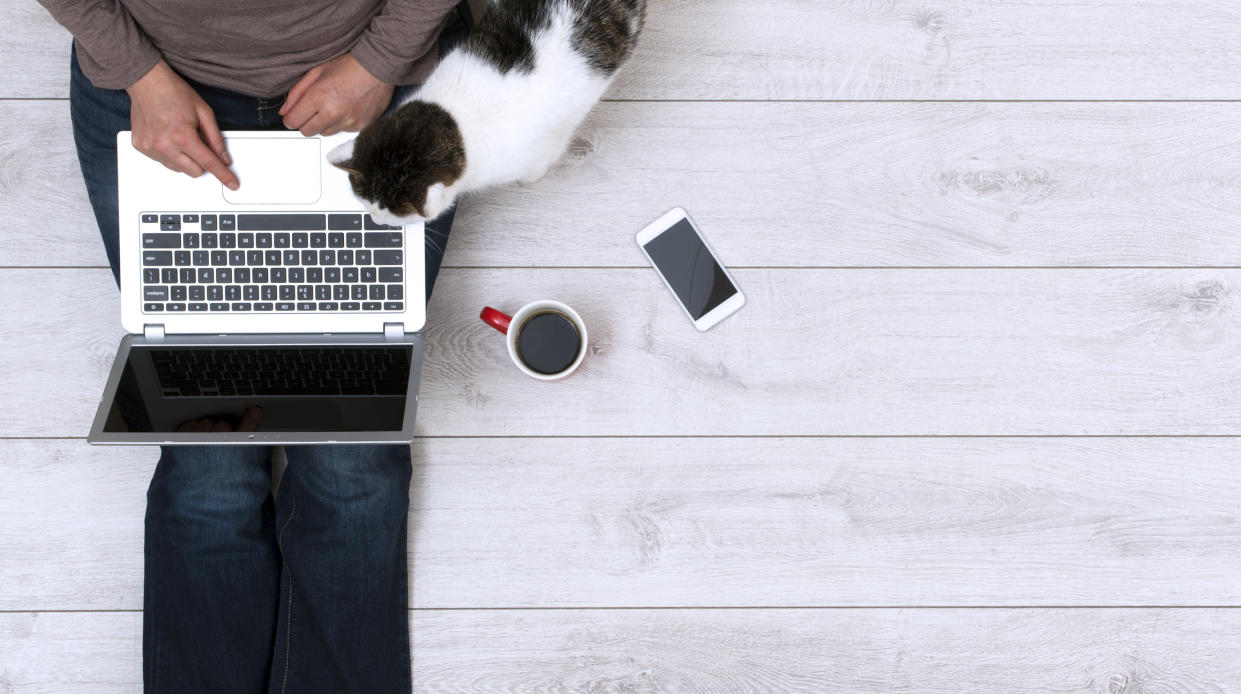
[643,218,738,319]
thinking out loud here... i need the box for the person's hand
[280,53,394,137]
[126,59,239,190]
[176,405,263,433]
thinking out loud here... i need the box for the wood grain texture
[4,268,1241,438]
[6,438,1240,610]
[13,2,1241,100]
[10,100,1241,269]
[4,609,1240,693]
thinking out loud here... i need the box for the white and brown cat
[328,0,646,224]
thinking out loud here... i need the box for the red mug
[480,300,588,381]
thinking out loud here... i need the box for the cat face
[327,100,466,224]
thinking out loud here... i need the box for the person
[35,1,473,691]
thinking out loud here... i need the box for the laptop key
[256,233,272,248]
[179,268,194,284]
[253,268,269,283]
[220,233,237,249]
[280,285,295,300]
[338,250,354,265]
[343,268,359,283]
[307,268,323,283]
[166,303,187,312]
[229,251,245,266]
[374,250,402,265]
[261,285,277,301]
[319,250,335,265]
[346,232,363,248]
[175,251,191,266]
[183,214,199,223]
[329,233,345,248]
[208,286,223,301]
[329,214,362,231]
[216,268,232,283]
[315,285,331,300]
[142,214,159,223]
[144,286,169,301]
[292,233,309,248]
[369,284,384,300]
[161,268,177,284]
[362,302,382,311]
[254,303,274,312]
[171,286,187,301]
[238,233,254,248]
[160,221,181,232]
[143,233,180,248]
[297,302,317,311]
[244,285,259,301]
[143,268,159,283]
[387,285,403,300]
[193,250,209,265]
[356,250,371,265]
[333,285,349,300]
[275,233,291,248]
[283,250,299,265]
[211,250,227,266]
[276,302,295,311]
[364,232,402,247]
[301,250,317,265]
[297,285,313,300]
[383,302,404,311]
[231,303,252,311]
[266,250,282,266]
[220,214,236,231]
[361,267,377,283]
[341,302,360,311]
[183,233,199,248]
[351,284,366,300]
[318,302,338,311]
[143,251,172,266]
[201,215,217,231]
[226,286,241,301]
[189,286,205,301]
[235,268,250,283]
[247,250,263,265]
[210,302,230,311]
[288,268,304,283]
[274,270,289,286]
[202,233,218,248]
[197,268,213,283]
[144,303,164,312]
[189,303,208,312]
[325,267,340,283]
[311,233,327,248]
[379,267,402,282]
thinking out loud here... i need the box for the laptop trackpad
[222,137,322,205]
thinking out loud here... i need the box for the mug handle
[480,306,512,335]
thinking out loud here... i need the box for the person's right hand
[127,59,239,190]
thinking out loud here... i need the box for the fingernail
[228,182,239,190]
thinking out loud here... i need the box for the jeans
[69,5,472,691]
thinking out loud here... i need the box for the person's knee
[146,446,273,536]
[283,445,411,528]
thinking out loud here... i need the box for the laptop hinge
[143,324,166,342]
[383,322,404,339]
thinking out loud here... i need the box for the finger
[299,111,335,137]
[184,137,239,190]
[196,104,232,166]
[280,70,317,117]
[238,405,263,432]
[167,152,205,178]
[211,420,233,433]
[176,420,196,433]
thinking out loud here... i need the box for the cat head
[327,100,466,225]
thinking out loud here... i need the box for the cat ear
[326,139,361,176]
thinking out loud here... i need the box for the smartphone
[636,208,745,331]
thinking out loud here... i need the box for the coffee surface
[516,312,581,375]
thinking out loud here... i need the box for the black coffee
[516,311,582,375]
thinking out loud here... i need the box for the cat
[327,0,646,225]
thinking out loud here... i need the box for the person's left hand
[280,53,394,137]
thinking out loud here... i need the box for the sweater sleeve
[38,0,161,90]
[350,0,461,85]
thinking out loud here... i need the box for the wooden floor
[5,1,1241,691]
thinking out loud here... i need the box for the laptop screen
[100,344,412,433]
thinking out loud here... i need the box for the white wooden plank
[5,268,1241,438]
[6,438,1241,610]
[4,609,1240,693]
[13,2,1241,100]
[10,100,1241,269]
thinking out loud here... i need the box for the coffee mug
[480,300,588,381]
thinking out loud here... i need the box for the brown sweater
[38,0,460,97]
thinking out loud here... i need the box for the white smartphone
[636,208,746,331]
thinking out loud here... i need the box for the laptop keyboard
[148,347,410,397]
[140,212,406,314]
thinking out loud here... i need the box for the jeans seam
[278,490,298,694]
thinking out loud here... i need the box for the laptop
[88,131,425,445]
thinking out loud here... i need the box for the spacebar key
[238,214,326,231]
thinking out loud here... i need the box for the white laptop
[89,131,425,445]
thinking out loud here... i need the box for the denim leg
[144,445,280,694]
[69,45,130,285]
[269,445,412,694]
